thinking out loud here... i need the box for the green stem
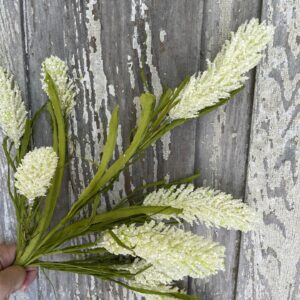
[16,74,66,265]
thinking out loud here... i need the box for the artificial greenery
[0,19,273,299]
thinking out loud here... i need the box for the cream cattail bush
[0,68,27,148]
[143,184,257,231]
[14,147,58,205]
[0,18,274,300]
[169,19,273,120]
[42,56,76,115]
[99,221,225,283]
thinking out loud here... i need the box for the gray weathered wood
[1,0,299,299]
[189,1,261,299]
[0,1,39,299]
[15,0,205,298]
[236,1,300,299]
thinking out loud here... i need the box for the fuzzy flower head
[42,56,76,115]
[120,259,183,299]
[169,19,274,119]
[0,68,27,148]
[143,184,257,232]
[15,147,58,205]
[98,221,225,285]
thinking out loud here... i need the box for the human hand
[0,245,37,300]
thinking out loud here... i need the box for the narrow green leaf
[2,137,16,171]
[152,88,172,119]
[17,120,32,164]
[170,76,190,101]
[18,73,67,265]
[96,106,119,180]
[196,86,245,119]
[18,102,48,164]
[108,230,134,252]
[47,102,58,152]
[36,73,66,233]
[165,171,201,187]
[109,279,200,300]
[43,243,107,256]
[39,206,182,250]
[65,94,155,219]
[138,119,185,152]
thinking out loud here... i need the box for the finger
[20,267,38,291]
[0,245,16,269]
[0,265,26,299]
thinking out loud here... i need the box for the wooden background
[0,0,299,299]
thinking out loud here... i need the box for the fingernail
[20,284,27,292]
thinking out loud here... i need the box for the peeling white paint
[161,131,171,161]
[160,29,166,43]
[108,84,116,96]
[144,21,162,97]
[133,96,141,120]
[237,1,300,299]
[127,55,135,89]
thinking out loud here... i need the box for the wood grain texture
[236,1,300,299]
[189,1,261,299]
[0,1,39,299]
[14,0,205,299]
[1,0,299,299]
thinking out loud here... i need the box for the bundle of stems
[0,19,273,299]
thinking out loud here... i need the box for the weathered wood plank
[0,1,39,299]
[5,1,299,300]
[189,1,261,299]
[21,0,75,298]
[17,0,205,299]
[236,1,300,299]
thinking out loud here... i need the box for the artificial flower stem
[16,74,66,265]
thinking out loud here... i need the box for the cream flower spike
[169,19,274,119]
[121,259,184,299]
[15,147,58,205]
[42,56,76,115]
[143,184,257,232]
[0,67,27,148]
[98,221,225,283]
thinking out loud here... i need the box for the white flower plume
[143,184,257,232]
[98,221,225,284]
[0,67,27,148]
[15,147,58,204]
[169,19,274,120]
[42,56,76,115]
[123,260,183,300]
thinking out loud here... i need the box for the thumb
[0,266,26,299]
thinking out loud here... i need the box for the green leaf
[139,86,244,153]
[47,102,58,152]
[151,88,172,120]
[171,76,190,100]
[17,73,67,265]
[113,179,166,209]
[165,171,201,187]
[108,230,135,252]
[64,93,155,220]
[39,206,182,251]
[2,137,16,171]
[89,105,119,222]
[96,106,119,180]
[109,279,200,300]
[33,258,135,279]
[196,86,245,119]
[138,119,185,152]
[18,102,48,164]
[17,120,32,164]
[42,243,107,256]
[37,73,66,233]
